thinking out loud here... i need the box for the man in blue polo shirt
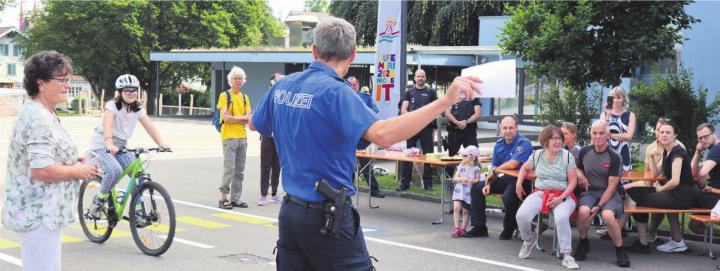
[250,17,481,270]
[465,116,533,239]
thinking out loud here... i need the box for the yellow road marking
[61,234,82,243]
[121,221,185,233]
[212,213,275,228]
[177,216,230,229]
[72,225,132,238]
[0,237,20,249]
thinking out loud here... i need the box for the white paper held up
[461,59,517,98]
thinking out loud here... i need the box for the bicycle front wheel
[129,181,176,256]
[78,179,113,243]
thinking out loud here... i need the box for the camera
[606,95,614,110]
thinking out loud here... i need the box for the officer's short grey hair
[591,119,610,132]
[313,16,356,61]
[227,66,247,83]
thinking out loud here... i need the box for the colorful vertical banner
[373,1,402,120]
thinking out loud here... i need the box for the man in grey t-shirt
[574,120,629,267]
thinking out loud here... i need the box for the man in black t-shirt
[690,123,720,234]
[397,69,438,191]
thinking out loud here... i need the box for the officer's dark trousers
[277,195,373,271]
[260,136,281,197]
[447,127,478,156]
[400,127,435,189]
[470,175,531,231]
[446,127,478,176]
[357,157,380,192]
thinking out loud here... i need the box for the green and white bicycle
[78,147,176,256]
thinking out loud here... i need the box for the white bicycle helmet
[115,74,140,89]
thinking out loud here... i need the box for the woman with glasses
[88,74,171,218]
[2,51,99,270]
[515,125,579,269]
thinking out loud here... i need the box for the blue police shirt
[491,133,533,169]
[357,92,379,113]
[252,61,379,202]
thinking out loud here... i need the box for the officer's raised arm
[363,76,482,147]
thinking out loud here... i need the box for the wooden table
[690,214,720,259]
[355,150,463,224]
[622,171,665,182]
[494,169,663,184]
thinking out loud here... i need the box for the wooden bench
[624,206,710,214]
[690,215,720,259]
[624,206,710,244]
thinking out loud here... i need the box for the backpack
[212,90,232,132]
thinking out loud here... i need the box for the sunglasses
[122,88,139,93]
[462,154,473,157]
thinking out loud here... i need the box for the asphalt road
[0,116,717,270]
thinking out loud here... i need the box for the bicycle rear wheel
[78,179,113,243]
[129,181,176,256]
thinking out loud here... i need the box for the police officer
[465,116,533,239]
[397,69,438,191]
[444,97,481,156]
[250,16,482,270]
[348,76,384,198]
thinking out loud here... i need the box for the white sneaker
[270,195,283,204]
[257,196,269,206]
[562,255,580,270]
[596,226,608,236]
[518,238,534,259]
[657,239,688,253]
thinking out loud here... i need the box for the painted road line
[61,234,83,243]
[212,213,275,227]
[365,237,542,271]
[177,216,230,229]
[159,235,214,249]
[120,221,185,234]
[0,251,21,267]
[72,225,133,238]
[172,198,541,271]
[0,237,20,249]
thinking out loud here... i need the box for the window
[8,64,16,76]
[0,44,8,56]
[13,45,23,57]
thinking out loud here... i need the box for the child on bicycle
[451,145,484,237]
[89,74,170,218]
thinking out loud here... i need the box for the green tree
[535,83,600,144]
[304,0,328,13]
[329,1,505,46]
[630,68,720,153]
[499,0,697,89]
[22,0,284,114]
[0,0,13,11]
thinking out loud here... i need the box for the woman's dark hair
[114,89,142,113]
[23,51,73,98]
[539,125,564,148]
[660,120,678,134]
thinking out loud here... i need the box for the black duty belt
[285,195,329,209]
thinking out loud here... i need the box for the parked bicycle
[78,147,175,256]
